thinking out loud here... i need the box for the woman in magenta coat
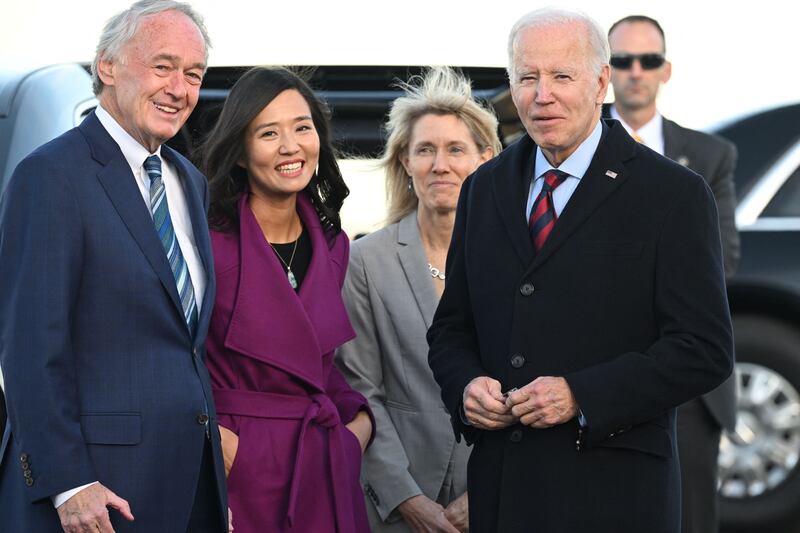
[199,67,374,532]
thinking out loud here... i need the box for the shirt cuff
[459,403,472,426]
[578,409,588,428]
[52,482,99,508]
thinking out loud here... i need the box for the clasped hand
[462,376,578,430]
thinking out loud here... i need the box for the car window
[715,104,800,201]
[762,166,800,217]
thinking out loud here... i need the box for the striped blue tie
[144,155,198,337]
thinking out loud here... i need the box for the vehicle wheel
[720,314,800,533]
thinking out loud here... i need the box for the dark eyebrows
[253,115,313,132]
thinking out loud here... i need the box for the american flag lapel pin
[605,170,618,179]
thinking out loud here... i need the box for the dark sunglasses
[609,53,666,70]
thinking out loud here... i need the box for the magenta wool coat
[205,193,373,533]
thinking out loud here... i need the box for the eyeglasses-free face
[609,53,666,70]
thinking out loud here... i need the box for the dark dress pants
[677,397,722,533]
[186,437,224,533]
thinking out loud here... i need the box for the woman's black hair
[198,67,349,239]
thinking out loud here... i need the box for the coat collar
[491,119,637,271]
[396,212,439,328]
[79,111,213,344]
[222,193,355,391]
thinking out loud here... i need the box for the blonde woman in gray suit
[337,67,501,532]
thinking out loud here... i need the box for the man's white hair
[90,0,211,96]
[507,7,609,84]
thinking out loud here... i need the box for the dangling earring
[315,163,320,176]
[407,177,413,191]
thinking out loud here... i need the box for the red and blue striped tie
[529,169,568,252]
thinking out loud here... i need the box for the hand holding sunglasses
[609,53,666,70]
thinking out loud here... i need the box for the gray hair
[507,7,609,84]
[91,0,211,95]
[382,66,502,225]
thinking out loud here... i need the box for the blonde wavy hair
[382,67,502,225]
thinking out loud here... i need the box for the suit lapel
[662,117,689,166]
[223,194,354,391]
[530,121,635,270]
[491,135,536,268]
[396,213,438,328]
[295,194,355,356]
[83,114,185,320]
[162,147,215,344]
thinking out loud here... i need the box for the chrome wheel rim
[719,362,800,498]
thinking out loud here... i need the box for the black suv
[713,103,800,533]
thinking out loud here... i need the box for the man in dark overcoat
[427,7,734,533]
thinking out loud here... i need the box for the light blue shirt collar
[534,119,603,181]
[526,120,603,219]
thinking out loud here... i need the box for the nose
[279,132,300,155]
[164,71,188,99]
[629,59,644,77]
[431,150,450,174]
[534,78,554,104]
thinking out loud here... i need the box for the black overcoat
[428,120,734,533]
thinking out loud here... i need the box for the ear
[400,151,412,177]
[96,54,116,88]
[479,146,494,163]
[661,60,672,85]
[595,64,611,104]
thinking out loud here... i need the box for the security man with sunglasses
[605,15,739,533]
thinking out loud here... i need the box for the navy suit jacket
[0,112,226,532]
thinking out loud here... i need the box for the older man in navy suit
[0,1,227,532]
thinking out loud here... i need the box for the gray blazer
[336,212,470,528]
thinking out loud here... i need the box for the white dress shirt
[609,106,665,156]
[53,107,207,508]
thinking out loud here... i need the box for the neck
[99,93,160,153]
[614,102,657,131]
[248,191,302,243]
[417,207,455,252]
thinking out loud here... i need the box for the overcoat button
[25,478,33,486]
[197,414,209,425]
[510,429,523,442]
[510,354,525,368]
[19,453,28,463]
[520,283,535,296]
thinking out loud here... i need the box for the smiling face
[97,10,207,153]
[241,89,321,202]
[510,22,609,166]
[401,113,491,216]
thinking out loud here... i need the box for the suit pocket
[80,413,142,445]
[593,422,672,458]
[583,241,644,257]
